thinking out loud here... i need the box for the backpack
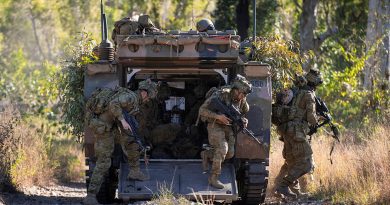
[271,104,292,126]
[86,88,117,115]
[112,17,140,43]
[85,87,134,132]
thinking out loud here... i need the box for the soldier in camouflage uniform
[273,68,323,198]
[83,80,155,205]
[196,19,215,32]
[198,75,252,189]
[135,79,158,146]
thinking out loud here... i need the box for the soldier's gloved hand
[242,117,248,128]
[216,114,232,125]
[120,119,133,133]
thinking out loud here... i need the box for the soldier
[198,75,252,189]
[135,79,159,146]
[196,19,215,32]
[83,80,154,205]
[273,68,323,198]
[185,82,208,126]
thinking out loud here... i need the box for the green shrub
[56,32,97,140]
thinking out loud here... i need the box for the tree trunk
[299,0,318,71]
[299,0,317,54]
[299,0,337,71]
[29,9,46,61]
[236,0,250,40]
[363,0,379,89]
[379,1,390,89]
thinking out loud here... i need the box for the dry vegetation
[268,124,390,204]
[0,104,84,191]
[2,102,390,204]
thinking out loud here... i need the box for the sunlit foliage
[56,32,97,139]
[251,35,311,89]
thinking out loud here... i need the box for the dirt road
[0,183,86,205]
[0,183,330,205]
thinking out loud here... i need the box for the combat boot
[208,174,224,189]
[275,184,297,199]
[83,193,101,205]
[127,167,149,181]
[200,150,210,172]
[290,187,308,197]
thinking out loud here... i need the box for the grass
[0,104,84,191]
[3,101,390,204]
[268,124,390,204]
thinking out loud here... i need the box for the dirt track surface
[0,183,331,205]
[0,183,86,205]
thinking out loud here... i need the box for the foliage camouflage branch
[56,32,97,140]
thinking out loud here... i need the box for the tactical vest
[288,89,307,121]
[271,104,291,125]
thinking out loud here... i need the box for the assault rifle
[308,96,340,142]
[208,97,262,145]
[122,111,147,151]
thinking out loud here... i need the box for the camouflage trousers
[205,123,235,175]
[88,128,141,195]
[274,160,311,192]
[277,128,314,186]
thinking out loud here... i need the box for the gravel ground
[0,183,331,205]
[0,182,87,205]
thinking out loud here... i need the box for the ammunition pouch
[89,117,112,135]
[272,104,296,126]
[278,121,309,142]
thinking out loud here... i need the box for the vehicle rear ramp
[118,159,238,202]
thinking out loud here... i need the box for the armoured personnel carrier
[84,6,271,204]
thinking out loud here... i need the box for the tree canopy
[0,0,388,130]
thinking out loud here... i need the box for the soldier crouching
[83,80,155,205]
[198,75,252,189]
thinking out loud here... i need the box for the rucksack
[86,88,116,115]
[112,17,139,43]
[85,87,134,132]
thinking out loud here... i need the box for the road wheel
[237,160,268,205]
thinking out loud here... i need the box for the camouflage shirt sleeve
[108,92,139,121]
[240,97,249,114]
[304,91,317,126]
[198,95,219,121]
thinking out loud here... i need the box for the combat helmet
[157,82,171,101]
[294,75,307,87]
[232,74,252,95]
[138,79,158,99]
[196,19,215,32]
[305,68,323,86]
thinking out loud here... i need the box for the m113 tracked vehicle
[84,2,271,204]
